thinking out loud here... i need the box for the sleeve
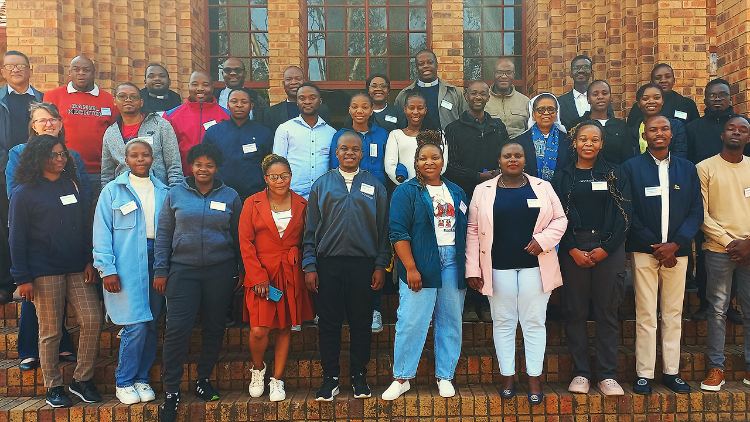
[5,147,20,198]
[551,171,576,253]
[388,184,414,244]
[262,129,274,157]
[302,184,321,272]
[621,162,659,247]
[374,183,391,270]
[384,131,401,184]
[672,164,704,248]
[100,129,115,188]
[72,151,93,206]
[8,189,32,284]
[443,124,479,187]
[230,194,244,273]
[92,186,118,277]
[329,131,342,170]
[0,107,10,175]
[465,185,481,278]
[600,168,633,255]
[626,102,642,126]
[532,182,569,252]
[272,124,289,158]
[687,99,701,123]
[238,201,270,287]
[161,120,184,186]
[394,89,407,109]
[686,121,698,164]
[78,182,94,264]
[153,192,176,278]
[670,120,688,159]
[440,132,448,175]
[698,163,733,247]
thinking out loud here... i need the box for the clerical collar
[417,79,439,88]
[148,91,169,100]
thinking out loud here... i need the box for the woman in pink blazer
[465,142,567,405]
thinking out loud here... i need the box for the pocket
[112,201,136,230]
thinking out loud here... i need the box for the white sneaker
[268,377,286,402]
[291,325,301,332]
[381,380,410,400]
[437,379,455,398]
[372,310,383,333]
[133,382,156,402]
[248,363,267,397]
[116,385,140,405]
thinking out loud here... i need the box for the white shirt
[217,87,254,120]
[383,129,448,184]
[426,183,456,246]
[649,152,671,243]
[272,209,292,238]
[66,81,100,96]
[338,167,360,192]
[597,119,608,126]
[128,173,156,239]
[573,89,590,117]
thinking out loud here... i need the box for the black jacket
[443,111,513,199]
[343,103,406,132]
[569,112,636,165]
[551,159,632,254]
[630,116,688,159]
[686,106,750,164]
[213,87,269,126]
[140,88,182,113]
[627,90,700,126]
[513,127,570,181]
[263,101,331,135]
[558,89,615,131]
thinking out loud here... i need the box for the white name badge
[440,100,453,110]
[60,194,78,205]
[459,200,468,214]
[242,143,257,154]
[591,181,608,191]
[360,183,375,196]
[101,107,112,116]
[370,144,378,157]
[745,187,750,198]
[141,136,154,145]
[320,147,330,156]
[527,198,542,208]
[210,201,226,211]
[120,200,138,215]
[674,110,688,120]
[384,115,398,124]
[203,120,217,130]
[645,186,662,197]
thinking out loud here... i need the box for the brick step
[1,380,750,421]
[1,344,745,398]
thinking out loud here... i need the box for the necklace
[403,127,419,136]
[268,190,291,211]
[500,175,527,188]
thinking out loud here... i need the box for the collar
[8,85,33,95]
[148,91,169,100]
[573,89,587,99]
[293,114,326,129]
[648,151,671,166]
[417,79,439,88]
[67,81,100,96]
[490,84,514,98]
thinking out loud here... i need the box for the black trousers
[316,256,375,378]
[560,231,626,381]
[0,185,16,294]
[161,260,238,391]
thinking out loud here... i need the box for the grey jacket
[101,112,183,187]
[394,78,468,130]
[302,169,391,272]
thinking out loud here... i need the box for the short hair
[145,63,169,77]
[366,74,390,89]
[464,80,489,94]
[228,88,252,102]
[3,51,29,65]
[650,63,674,80]
[725,115,750,130]
[415,49,437,62]
[28,102,65,143]
[636,83,664,100]
[500,141,525,155]
[337,131,363,148]
[125,138,154,155]
[296,82,321,96]
[350,91,373,105]
[114,81,140,94]
[571,55,592,69]
[261,154,291,174]
[187,143,224,167]
[587,79,611,95]
[644,115,671,129]
[706,78,730,92]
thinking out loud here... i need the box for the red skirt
[243,263,315,329]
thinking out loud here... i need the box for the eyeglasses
[266,172,291,182]
[534,106,558,115]
[493,70,515,77]
[708,92,730,100]
[369,83,389,89]
[222,67,245,74]
[2,64,28,71]
[48,151,69,160]
[115,93,141,102]
[571,64,592,72]
[33,117,62,126]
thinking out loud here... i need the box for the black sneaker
[195,378,220,401]
[69,378,102,403]
[46,386,73,408]
[728,306,744,325]
[315,376,339,401]
[160,392,180,422]
[351,373,371,399]
[632,377,652,395]
[662,374,691,393]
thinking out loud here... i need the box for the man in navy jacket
[621,115,703,395]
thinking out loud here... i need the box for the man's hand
[83,263,96,283]
[154,277,167,295]
[588,248,609,263]
[305,271,319,293]
[406,268,423,292]
[235,272,245,291]
[371,269,385,290]
[652,243,680,267]
[570,248,595,268]
[467,277,483,291]
[17,283,33,302]
[102,274,121,293]
[727,239,750,262]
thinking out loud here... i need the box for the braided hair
[261,154,291,174]
[413,129,444,188]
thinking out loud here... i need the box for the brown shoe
[700,368,725,391]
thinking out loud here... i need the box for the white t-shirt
[339,167,360,192]
[128,173,156,239]
[384,129,449,185]
[426,183,456,246]
[272,209,292,238]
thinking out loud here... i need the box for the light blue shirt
[272,115,336,199]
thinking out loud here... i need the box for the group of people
[0,46,748,421]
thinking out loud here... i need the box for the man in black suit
[558,55,614,130]
[140,63,182,113]
[263,65,330,135]
[213,57,269,125]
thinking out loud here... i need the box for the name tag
[210,201,226,211]
[140,136,154,145]
[459,200,468,214]
[120,200,138,215]
[370,144,378,158]
[360,183,375,196]
[440,100,453,110]
[384,115,398,123]
[203,120,217,130]
[527,198,542,208]
[645,186,662,197]
[242,143,257,154]
[591,181,608,191]
[745,187,750,198]
[60,194,78,205]
[320,147,330,156]
[101,107,111,116]
[674,110,688,120]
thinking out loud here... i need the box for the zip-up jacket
[485,85,530,139]
[302,169,390,272]
[154,178,243,277]
[163,99,229,176]
[0,85,42,174]
[329,124,389,186]
[686,106,750,164]
[630,117,688,159]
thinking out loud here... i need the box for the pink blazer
[465,173,568,295]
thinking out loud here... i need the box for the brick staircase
[0,290,749,421]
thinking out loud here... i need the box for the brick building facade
[4,0,749,118]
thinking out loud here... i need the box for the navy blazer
[621,152,703,256]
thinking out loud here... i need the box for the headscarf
[527,93,567,181]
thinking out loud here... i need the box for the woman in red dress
[239,154,314,402]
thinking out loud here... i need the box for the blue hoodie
[329,124,389,186]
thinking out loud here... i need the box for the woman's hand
[102,274,121,293]
[371,270,385,291]
[235,272,245,291]
[18,283,33,302]
[525,238,543,256]
[406,268,422,292]
[305,271,319,293]
[570,248,595,268]
[83,263,96,283]
[154,277,167,295]
[467,277,483,291]
[253,280,270,297]
[588,248,609,263]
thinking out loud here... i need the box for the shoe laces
[164,392,180,408]
[269,378,284,394]
[321,377,339,390]
[134,382,151,391]
[373,312,382,323]
[250,369,265,388]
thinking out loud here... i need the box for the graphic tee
[426,183,456,246]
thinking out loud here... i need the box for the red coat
[239,190,314,328]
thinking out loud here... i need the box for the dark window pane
[389,9,407,30]
[410,0,426,4]
[348,32,366,55]
[208,0,224,5]
[328,0,344,4]
[347,8,365,31]
[369,33,387,56]
[328,7,345,30]
[308,7,325,31]
[371,57,387,75]
[464,8,481,31]
[409,57,418,80]
[464,32,481,56]
[390,57,409,81]
[210,32,229,56]
[230,32,250,56]
[308,32,325,56]
[484,7,502,31]
[329,58,347,80]
[464,58,481,81]
[307,0,323,4]
[208,7,227,31]
[250,0,267,4]
[409,32,426,55]
[308,58,326,81]
[504,0,521,4]
[252,58,269,81]
[390,0,407,5]
[504,6,515,30]
[504,32,521,55]
[514,6,522,30]
[251,32,269,56]
[484,0,503,4]
[390,32,407,55]
[251,8,268,31]
[483,32,503,56]
[369,7,387,30]
[327,32,346,55]
[409,8,426,30]
[482,57,496,80]
[348,58,366,81]
[210,57,227,81]
[229,7,249,31]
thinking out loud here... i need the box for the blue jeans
[488,267,550,377]
[18,300,72,359]
[115,239,165,387]
[705,250,750,371]
[393,245,465,380]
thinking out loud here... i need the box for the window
[207,0,269,86]
[305,0,430,85]
[463,0,523,83]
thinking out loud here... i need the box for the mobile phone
[267,285,283,302]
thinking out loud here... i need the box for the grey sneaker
[372,310,383,333]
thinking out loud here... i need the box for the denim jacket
[389,177,468,289]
